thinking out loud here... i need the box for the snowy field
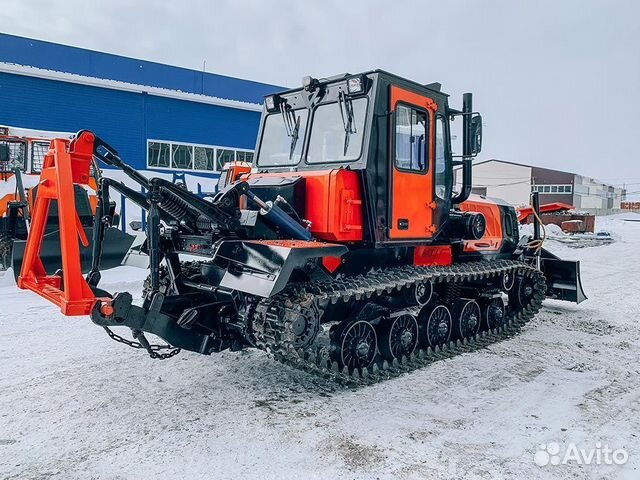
[0,214,639,480]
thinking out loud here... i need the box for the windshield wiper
[280,103,301,160]
[338,91,357,156]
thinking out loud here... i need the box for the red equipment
[17,133,98,315]
[517,202,573,223]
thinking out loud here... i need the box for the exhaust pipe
[452,93,473,205]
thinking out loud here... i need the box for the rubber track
[251,260,546,386]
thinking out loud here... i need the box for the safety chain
[103,327,181,360]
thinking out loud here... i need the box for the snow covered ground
[0,213,639,480]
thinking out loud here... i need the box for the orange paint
[17,133,99,316]
[244,169,364,242]
[389,85,438,240]
[413,245,452,266]
[459,195,503,252]
[322,255,342,273]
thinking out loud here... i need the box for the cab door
[389,86,438,239]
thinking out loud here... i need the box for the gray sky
[2,0,639,196]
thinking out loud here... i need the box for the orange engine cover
[245,169,364,243]
[459,195,503,252]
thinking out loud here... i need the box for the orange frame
[17,133,98,315]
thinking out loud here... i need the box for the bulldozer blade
[11,226,135,281]
[211,239,348,298]
[539,247,587,304]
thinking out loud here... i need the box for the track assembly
[251,260,546,386]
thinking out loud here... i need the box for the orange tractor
[16,71,586,384]
[0,125,133,275]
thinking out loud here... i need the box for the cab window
[395,105,428,172]
[257,109,308,167]
[435,115,447,199]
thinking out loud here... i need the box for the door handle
[397,219,409,230]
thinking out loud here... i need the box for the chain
[103,327,181,360]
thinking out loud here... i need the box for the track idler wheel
[378,313,419,360]
[452,299,481,339]
[481,297,506,330]
[418,304,452,347]
[332,320,378,370]
[509,272,537,309]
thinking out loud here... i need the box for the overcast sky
[2,0,639,195]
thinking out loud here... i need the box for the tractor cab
[250,70,483,247]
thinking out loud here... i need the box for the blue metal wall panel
[0,33,285,104]
[0,72,262,171]
[145,95,259,150]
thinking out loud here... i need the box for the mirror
[470,114,482,155]
[0,144,9,163]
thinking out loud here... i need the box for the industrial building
[456,159,626,212]
[0,33,283,180]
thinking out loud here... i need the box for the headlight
[347,75,365,94]
[265,95,279,112]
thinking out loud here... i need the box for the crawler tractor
[17,71,586,384]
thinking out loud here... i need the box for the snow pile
[519,215,630,248]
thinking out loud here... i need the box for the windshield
[257,108,308,167]
[307,97,367,164]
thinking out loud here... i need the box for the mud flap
[539,247,587,304]
[11,226,135,281]
[212,240,348,298]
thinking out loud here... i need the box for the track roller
[406,280,433,306]
[332,320,378,370]
[451,299,481,339]
[378,312,419,360]
[502,269,515,291]
[418,304,452,347]
[481,296,506,330]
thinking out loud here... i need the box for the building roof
[474,159,624,190]
[475,158,577,177]
[0,33,285,105]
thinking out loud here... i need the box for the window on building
[171,144,193,169]
[147,140,254,172]
[395,104,428,172]
[194,146,215,171]
[236,151,254,163]
[31,141,50,173]
[533,184,572,194]
[148,142,171,168]
[216,149,235,170]
[0,140,27,171]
